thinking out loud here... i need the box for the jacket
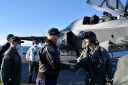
[38,39,61,80]
[1,47,21,84]
[76,46,113,80]
[0,42,10,67]
[26,45,40,62]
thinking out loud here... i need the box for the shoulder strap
[98,46,107,61]
[39,43,55,69]
[45,47,55,69]
[98,46,108,63]
[39,43,48,54]
[98,46,102,56]
[39,44,48,62]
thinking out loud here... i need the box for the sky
[0,0,126,46]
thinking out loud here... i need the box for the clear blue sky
[0,0,125,45]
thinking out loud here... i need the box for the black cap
[7,34,14,41]
[11,36,24,43]
[48,28,60,35]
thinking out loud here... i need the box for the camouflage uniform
[75,45,113,85]
[1,47,21,85]
[0,34,14,69]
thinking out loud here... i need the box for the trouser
[86,80,106,85]
[28,61,39,82]
[36,77,57,85]
[1,78,20,85]
[85,74,106,85]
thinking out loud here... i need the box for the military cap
[11,36,24,43]
[48,28,60,35]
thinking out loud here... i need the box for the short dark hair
[7,34,14,41]
[32,39,39,44]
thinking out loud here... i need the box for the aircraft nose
[56,31,83,49]
[56,34,67,49]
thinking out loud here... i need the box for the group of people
[0,28,128,85]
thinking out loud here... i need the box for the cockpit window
[83,15,99,25]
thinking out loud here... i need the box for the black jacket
[1,47,21,85]
[39,39,69,80]
[0,42,10,67]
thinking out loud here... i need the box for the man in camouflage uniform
[1,36,24,85]
[72,31,113,85]
[36,28,69,85]
[0,34,14,69]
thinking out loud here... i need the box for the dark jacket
[76,46,113,84]
[38,39,69,80]
[1,47,21,85]
[0,42,10,67]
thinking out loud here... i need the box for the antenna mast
[116,0,119,9]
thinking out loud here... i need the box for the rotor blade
[19,36,47,43]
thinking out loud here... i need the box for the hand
[106,78,113,85]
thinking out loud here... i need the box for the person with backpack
[36,28,70,85]
[0,34,14,69]
[71,31,113,85]
[26,39,40,83]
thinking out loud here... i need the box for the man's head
[11,36,24,50]
[79,31,98,47]
[47,28,60,44]
[32,39,39,46]
[7,34,14,42]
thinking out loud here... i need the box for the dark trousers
[45,79,57,85]
[28,61,39,82]
[85,75,106,85]
[36,79,57,85]
[1,78,20,85]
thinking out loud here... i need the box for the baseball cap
[11,36,24,43]
[48,28,60,35]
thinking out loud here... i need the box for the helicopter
[19,0,128,56]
